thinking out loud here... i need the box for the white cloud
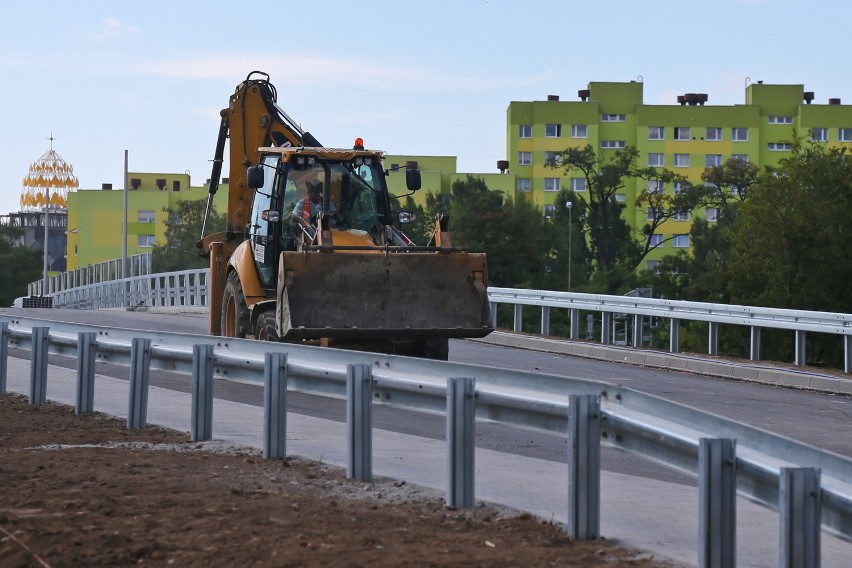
[93,17,139,42]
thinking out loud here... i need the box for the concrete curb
[474,331,852,396]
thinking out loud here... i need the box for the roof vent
[578,89,590,101]
[803,92,815,104]
[497,160,509,174]
[101,183,112,190]
[130,178,141,189]
[547,95,560,102]
[829,98,841,105]
[697,93,708,105]
[677,95,685,105]
[155,178,166,190]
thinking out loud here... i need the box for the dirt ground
[0,394,680,567]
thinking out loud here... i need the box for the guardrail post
[779,467,821,568]
[699,438,736,568]
[347,364,373,481]
[447,377,475,509]
[569,308,579,339]
[794,330,806,366]
[513,304,523,332]
[632,315,643,347]
[0,321,8,395]
[670,318,680,353]
[708,322,719,356]
[750,326,762,361]
[541,306,550,336]
[567,394,601,540]
[127,338,151,429]
[75,332,97,414]
[600,312,611,344]
[191,344,214,441]
[263,352,288,459]
[29,327,49,405]
[845,335,852,374]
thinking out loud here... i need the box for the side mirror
[405,168,421,191]
[247,165,264,188]
[397,211,416,224]
[261,210,280,222]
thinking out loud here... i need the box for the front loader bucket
[277,251,492,340]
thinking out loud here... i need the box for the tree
[0,225,42,306]
[152,200,226,273]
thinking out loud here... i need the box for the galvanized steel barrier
[0,315,849,567]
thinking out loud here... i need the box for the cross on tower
[47,133,56,150]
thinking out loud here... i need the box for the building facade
[506,81,852,269]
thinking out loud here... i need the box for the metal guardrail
[46,269,208,310]
[28,253,152,297]
[0,315,849,567]
[488,287,852,373]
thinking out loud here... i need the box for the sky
[2,0,850,216]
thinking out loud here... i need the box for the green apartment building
[506,81,852,269]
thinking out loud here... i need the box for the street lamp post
[566,200,573,291]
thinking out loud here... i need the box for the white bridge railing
[29,268,852,373]
[0,315,848,567]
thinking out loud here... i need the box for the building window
[137,210,156,223]
[518,151,532,165]
[544,205,556,219]
[706,127,722,141]
[810,128,828,142]
[648,153,664,167]
[673,234,689,248]
[600,140,626,149]
[543,178,562,192]
[518,124,532,138]
[137,235,155,247]
[731,127,748,141]
[544,151,562,166]
[839,128,852,142]
[601,114,626,122]
[649,234,663,248]
[768,116,793,124]
[674,153,690,167]
[646,260,662,272]
[614,194,626,203]
[706,208,719,222]
[674,127,690,140]
[706,154,722,167]
[673,209,690,221]
[516,178,531,192]
[545,124,562,138]
[646,207,661,221]
[704,181,720,193]
[731,154,749,163]
[768,142,792,151]
[570,178,586,192]
[647,180,663,193]
[571,124,587,138]
[648,126,664,140]
[673,182,685,194]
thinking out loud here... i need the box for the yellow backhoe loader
[198,71,491,359]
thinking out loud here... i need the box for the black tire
[422,337,449,361]
[221,272,250,338]
[254,310,280,341]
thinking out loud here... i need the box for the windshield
[281,159,387,232]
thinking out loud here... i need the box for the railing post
[446,377,475,509]
[699,438,736,568]
[30,327,49,405]
[845,335,852,374]
[346,363,373,481]
[75,332,98,414]
[779,467,821,568]
[263,352,288,459]
[513,304,523,332]
[794,330,806,366]
[670,317,680,353]
[566,394,601,540]
[127,338,151,429]
[600,312,611,344]
[0,321,8,395]
[632,314,643,347]
[708,322,719,356]
[489,302,497,330]
[541,306,550,336]
[569,308,580,339]
[750,326,762,361]
[191,344,214,441]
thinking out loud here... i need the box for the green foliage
[0,225,42,306]
[152,200,226,273]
